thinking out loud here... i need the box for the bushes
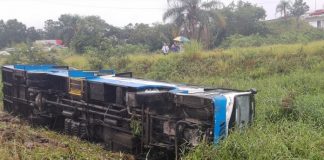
[5,44,62,65]
[220,29,324,48]
[108,41,324,83]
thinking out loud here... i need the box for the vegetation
[0,0,324,159]
[220,29,324,48]
[276,0,291,18]
[5,43,63,65]
[104,41,324,159]
[1,38,324,159]
[48,40,324,159]
[163,0,225,42]
[291,0,310,28]
[220,17,324,48]
[1,0,308,53]
[0,112,131,160]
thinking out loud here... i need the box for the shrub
[5,43,62,65]
[220,29,324,48]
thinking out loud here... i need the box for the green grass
[63,54,91,70]
[0,56,7,65]
[220,18,324,48]
[1,40,324,159]
[105,40,324,159]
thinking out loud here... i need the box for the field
[1,40,324,159]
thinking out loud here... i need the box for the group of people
[161,42,181,55]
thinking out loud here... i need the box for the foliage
[26,27,41,43]
[290,0,309,18]
[290,0,310,28]
[221,1,268,36]
[126,23,174,51]
[276,0,292,17]
[0,0,314,52]
[265,17,313,34]
[1,39,324,159]
[5,43,62,65]
[130,117,142,136]
[184,40,203,56]
[85,38,149,70]
[58,14,80,45]
[70,16,109,53]
[163,0,225,41]
[44,19,61,39]
[103,40,324,159]
[220,28,324,48]
[0,19,28,49]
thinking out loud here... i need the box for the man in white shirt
[161,43,169,55]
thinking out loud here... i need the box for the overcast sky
[0,0,321,29]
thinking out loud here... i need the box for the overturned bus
[1,64,257,159]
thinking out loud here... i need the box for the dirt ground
[0,111,134,160]
[0,112,68,150]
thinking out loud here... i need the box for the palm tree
[276,0,291,18]
[163,0,225,41]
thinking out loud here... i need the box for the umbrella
[173,36,190,42]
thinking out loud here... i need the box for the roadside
[0,111,133,160]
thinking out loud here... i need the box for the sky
[0,0,321,29]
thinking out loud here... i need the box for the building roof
[310,9,324,16]
[302,9,324,21]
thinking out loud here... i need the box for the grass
[1,40,324,159]
[63,54,91,70]
[105,40,324,159]
[0,112,131,160]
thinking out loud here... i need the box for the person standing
[162,43,169,55]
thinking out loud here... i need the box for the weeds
[1,40,324,159]
[107,40,324,159]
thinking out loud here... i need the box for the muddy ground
[0,112,67,150]
[0,112,133,160]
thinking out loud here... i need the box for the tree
[44,19,61,39]
[290,0,309,28]
[70,16,109,53]
[26,27,41,42]
[221,1,267,36]
[6,43,62,65]
[5,19,27,45]
[163,0,225,41]
[276,0,291,18]
[58,14,80,45]
[0,20,6,48]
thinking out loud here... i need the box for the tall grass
[105,40,324,159]
[1,40,324,159]
[183,40,203,55]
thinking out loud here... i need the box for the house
[34,39,65,51]
[302,9,324,29]
[34,40,63,47]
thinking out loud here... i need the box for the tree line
[0,0,311,53]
